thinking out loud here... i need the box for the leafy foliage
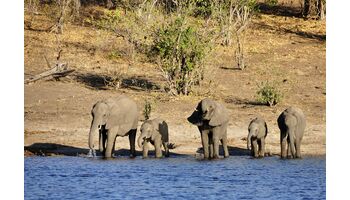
[194,0,213,18]
[256,81,283,106]
[143,100,152,120]
[153,17,208,95]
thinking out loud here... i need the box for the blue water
[24,156,325,200]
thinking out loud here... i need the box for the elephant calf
[247,117,268,158]
[138,118,169,158]
[187,98,230,159]
[278,107,306,159]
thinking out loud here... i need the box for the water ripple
[25,156,325,200]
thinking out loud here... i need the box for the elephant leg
[105,130,117,158]
[295,139,302,158]
[212,135,220,159]
[128,129,137,158]
[154,139,163,158]
[288,134,296,158]
[280,133,287,159]
[209,135,214,158]
[163,142,169,157]
[142,142,149,158]
[252,139,258,158]
[200,130,210,159]
[259,138,265,157]
[221,136,229,158]
[99,129,107,154]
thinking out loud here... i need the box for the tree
[153,17,208,95]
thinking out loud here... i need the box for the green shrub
[256,81,283,106]
[194,0,213,18]
[153,17,209,95]
[143,100,152,120]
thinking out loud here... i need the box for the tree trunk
[317,0,325,20]
[303,0,311,18]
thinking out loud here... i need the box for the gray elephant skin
[187,98,230,159]
[247,117,268,158]
[277,107,306,159]
[137,118,169,158]
[88,95,139,158]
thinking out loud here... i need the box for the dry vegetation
[24,0,325,157]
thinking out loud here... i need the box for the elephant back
[105,95,139,130]
[158,120,169,143]
[150,118,169,143]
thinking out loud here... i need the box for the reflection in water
[25,156,325,200]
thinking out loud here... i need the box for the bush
[194,0,213,18]
[143,100,152,120]
[256,81,283,106]
[153,17,209,95]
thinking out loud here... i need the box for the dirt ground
[24,4,326,157]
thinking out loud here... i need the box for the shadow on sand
[24,143,186,157]
[74,72,160,92]
[196,145,251,157]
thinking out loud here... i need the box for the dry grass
[24,4,326,156]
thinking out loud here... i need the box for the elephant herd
[88,95,306,159]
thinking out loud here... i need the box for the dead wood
[25,63,74,84]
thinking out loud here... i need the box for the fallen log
[25,63,74,84]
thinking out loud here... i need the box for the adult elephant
[277,107,306,159]
[187,98,230,159]
[88,95,138,158]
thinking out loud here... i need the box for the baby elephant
[247,117,268,158]
[137,118,169,158]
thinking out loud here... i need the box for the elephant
[88,95,139,158]
[187,98,230,159]
[247,117,268,158]
[137,118,169,158]
[277,107,306,159]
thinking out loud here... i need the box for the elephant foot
[224,155,229,158]
[129,154,136,158]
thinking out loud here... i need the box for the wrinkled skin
[137,118,169,158]
[88,95,138,158]
[187,98,230,159]
[277,107,306,159]
[247,117,268,158]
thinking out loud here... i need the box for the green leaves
[256,81,283,106]
[153,17,208,95]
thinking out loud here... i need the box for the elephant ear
[187,101,203,126]
[155,121,169,142]
[187,110,203,126]
[209,103,229,127]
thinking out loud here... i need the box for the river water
[24,155,325,200]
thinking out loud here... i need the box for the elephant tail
[167,143,178,149]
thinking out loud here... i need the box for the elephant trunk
[137,135,144,148]
[88,120,100,150]
[247,132,252,150]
